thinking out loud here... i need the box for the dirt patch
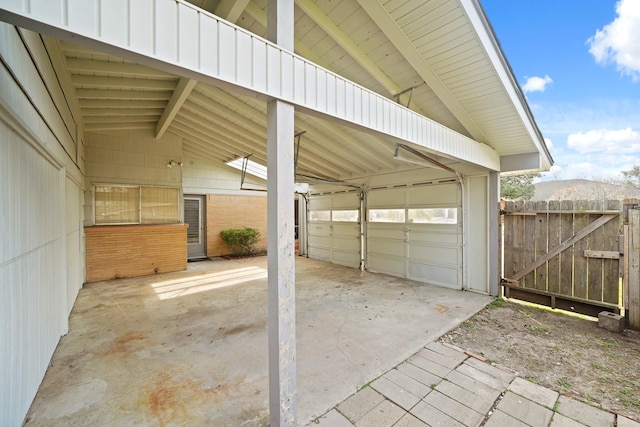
[440,299,640,421]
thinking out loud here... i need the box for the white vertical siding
[464,175,490,294]
[0,0,500,171]
[0,21,84,426]
[65,176,83,313]
[0,120,67,426]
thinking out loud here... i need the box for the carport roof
[1,0,552,180]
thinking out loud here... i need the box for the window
[332,210,359,222]
[309,210,331,221]
[95,185,179,225]
[141,187,180,224]
[368,209,405,223]
[408,208,458,224]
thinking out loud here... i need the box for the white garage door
[366,183,462,289]
[307,191,361,268]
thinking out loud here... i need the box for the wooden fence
[500,199,639,329]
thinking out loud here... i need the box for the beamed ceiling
[45,0,551,182]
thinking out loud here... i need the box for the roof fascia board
[500,152,542,173]
[0,0,500,171]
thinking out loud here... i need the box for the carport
[24,257,491,425]
[0,0,552,425]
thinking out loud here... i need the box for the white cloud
[522,75,553,93]
[588,0,640,81]
[567,127,640,154]
[544,138,553,149]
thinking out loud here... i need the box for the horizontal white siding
[83,128,183,225]
[0,0,500,171]
[182,151,266,196]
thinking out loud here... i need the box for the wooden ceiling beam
[215,0,251,23]
[155,78,197,139]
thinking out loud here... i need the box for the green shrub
[219,227,261,256]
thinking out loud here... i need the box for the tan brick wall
[207,194,268,256]
[85,224,187,282]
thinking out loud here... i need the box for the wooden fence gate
[500,199,640,330]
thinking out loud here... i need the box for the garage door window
[369,209,405,223]
[408,208,458,224]
[309,210,331,221]
[332,210,359,222]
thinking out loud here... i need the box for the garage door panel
[367,225,404,240]
[408,262,460,289]
[308,246,330,261]
[332,237,360,252]
[332,193,360,208]
[369,239,405,256]
[308,192,361,269]
[332,223,359,236]
[407,244,458,264]
[368,255,405,276]
[332,250,361,268]
[308,197,332,210]
[368,189,405,207]
[409,228,460,245]
[367,184,462,289]
[407,184,458,206]
[308,235,331,247]
[309,223,331,236]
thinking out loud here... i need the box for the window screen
[95,185,179,225]
[95,186,140,224]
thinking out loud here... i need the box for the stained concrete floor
[25,257,491,426]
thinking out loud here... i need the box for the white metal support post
[267,0,297,425]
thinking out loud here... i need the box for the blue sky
[482,0,640,181]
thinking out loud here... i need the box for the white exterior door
[184,196,206,259]
[307,191,361,268]
[366,183,462,289]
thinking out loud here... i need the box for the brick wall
[85,224,187,282]
[207,194,268,256]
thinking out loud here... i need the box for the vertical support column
[267,0,297,425]
[489,171,500,296]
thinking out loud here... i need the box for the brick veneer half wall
[85,224,188,282]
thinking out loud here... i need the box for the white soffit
[0,0,500,171]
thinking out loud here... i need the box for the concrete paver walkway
[311,342,640,427]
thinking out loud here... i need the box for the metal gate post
[267,0,297,425]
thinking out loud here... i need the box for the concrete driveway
[25,257,491,426]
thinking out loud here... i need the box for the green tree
[621,165,640,188]
[500,172,540,200]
